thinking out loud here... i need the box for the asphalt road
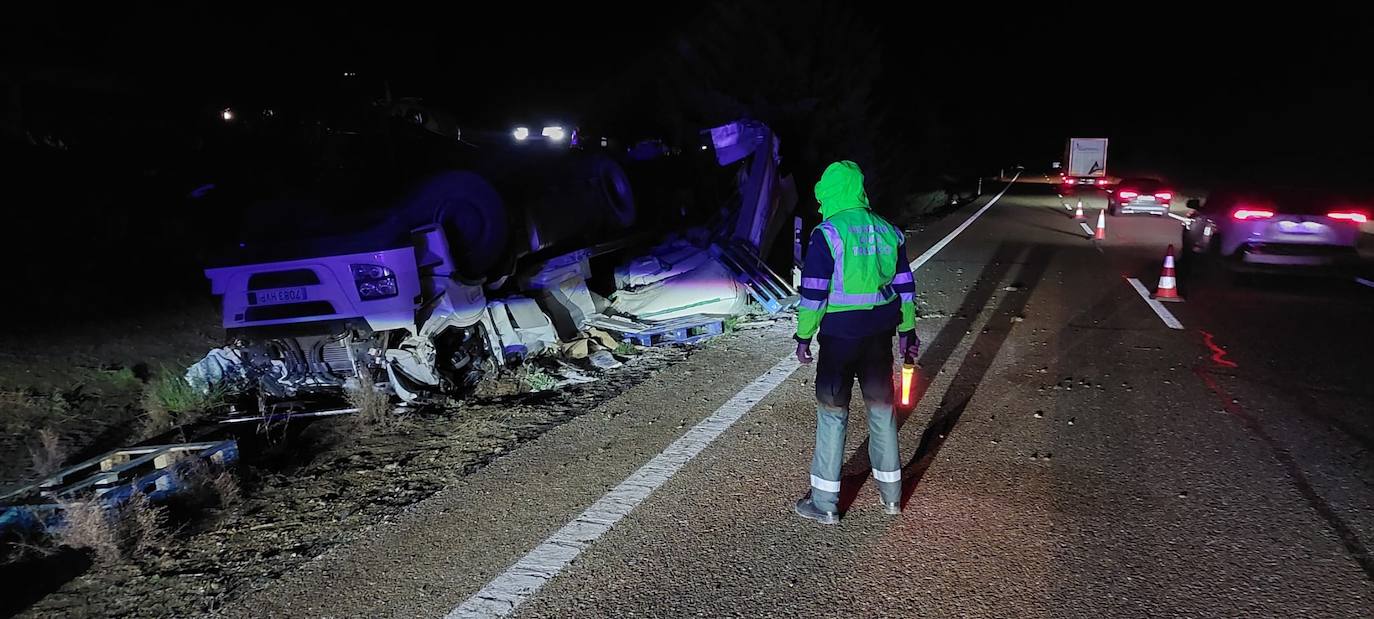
[224,181,1374,618]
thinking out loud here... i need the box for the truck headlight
[351,264,399,300]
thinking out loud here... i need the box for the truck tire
[590,156,636,229]
[393,171,509,279]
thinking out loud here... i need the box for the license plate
[1276,221,1324,235]
[1136,195,1155,202]
[249,287,308,305]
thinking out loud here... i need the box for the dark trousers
[809,332,901,511]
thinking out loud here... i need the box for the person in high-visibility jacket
[792,160,919,525]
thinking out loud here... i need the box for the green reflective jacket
[797,161,916,340]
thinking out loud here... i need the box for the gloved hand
[795,339,813,364]
[899,331,920,361]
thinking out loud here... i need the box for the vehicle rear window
[1118,178,1161,192]
[1225,189,1363,215]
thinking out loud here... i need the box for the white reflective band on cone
[1164,255,1175,268]
[810,475,841,493]
[1159,276,1176,289]
[872,469,901,483]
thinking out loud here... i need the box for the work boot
[794,497,838,525]
[880,500,902,516]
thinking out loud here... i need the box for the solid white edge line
[1078,222,1095,236]
[447,356,801,618]
[449,175,1025,619]
[1126,278,1184,330]
[1167,213,1189,223]
[1355,277,1374,289]
[910,172,1022,270]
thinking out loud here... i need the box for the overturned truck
[201,119,794,413]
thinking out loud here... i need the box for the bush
[141,367,223,437]
[28,428,67,477]
[52,498,120,565]
[347,370,398,431]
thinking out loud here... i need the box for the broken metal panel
[705,119,795,258]
[488,296,559,359]
[520,251,598,340]
[710,242,799,315]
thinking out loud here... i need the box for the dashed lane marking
[1126,277,1184,330]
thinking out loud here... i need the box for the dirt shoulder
[8,319,782,618]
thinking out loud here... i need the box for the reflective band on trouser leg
[899,292,915,303]
[810,475,841,493]
[891,271,914,285]
[799,298,827,311]
[865,396,901,504]
[810,400,848,513]
[801,277,831,291]
[872,469,901,483]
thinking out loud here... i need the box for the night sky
[5,4,1373,188]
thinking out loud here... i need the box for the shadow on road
[832,241,1056,513]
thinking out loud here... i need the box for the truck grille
[248,269,320,290]
[244,301,336,322]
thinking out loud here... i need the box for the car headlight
[351,264,399,300]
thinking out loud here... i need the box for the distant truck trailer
[1061,138,1109,188]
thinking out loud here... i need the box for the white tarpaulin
[609,258,749,322]
[614,240,713,290]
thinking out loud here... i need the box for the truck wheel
[589,156,636,229]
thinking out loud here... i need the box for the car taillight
[1118,191,1138,200]
[1155,192,1173,201]
[1232,208,1275,220]
[1327,211,1369,224]
[1062,177,1074,185]
[1096,179,1107,186]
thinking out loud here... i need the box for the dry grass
[2,389,73,436]
[347,370,398,431]
[28,427,67,477]
[141,367,223,438]
[210,469,243,508]
[121,491,169,557]
[50,490,180,564]
[52,498,120,565]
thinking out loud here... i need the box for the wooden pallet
[0,440,239,534]
[619,316,725,347]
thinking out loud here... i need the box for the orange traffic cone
[1074,201,1085,220]
[1094,209,1106,240]
[1153,245,1182,301]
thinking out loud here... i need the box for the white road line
[1355,277,1374,289]
[450,174,1024,619]
[1167,213,1189,223]
[448,356,801,618]
[1126,278,1184,330]
[1079,222,1095,236]
[910,172,1022,270]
